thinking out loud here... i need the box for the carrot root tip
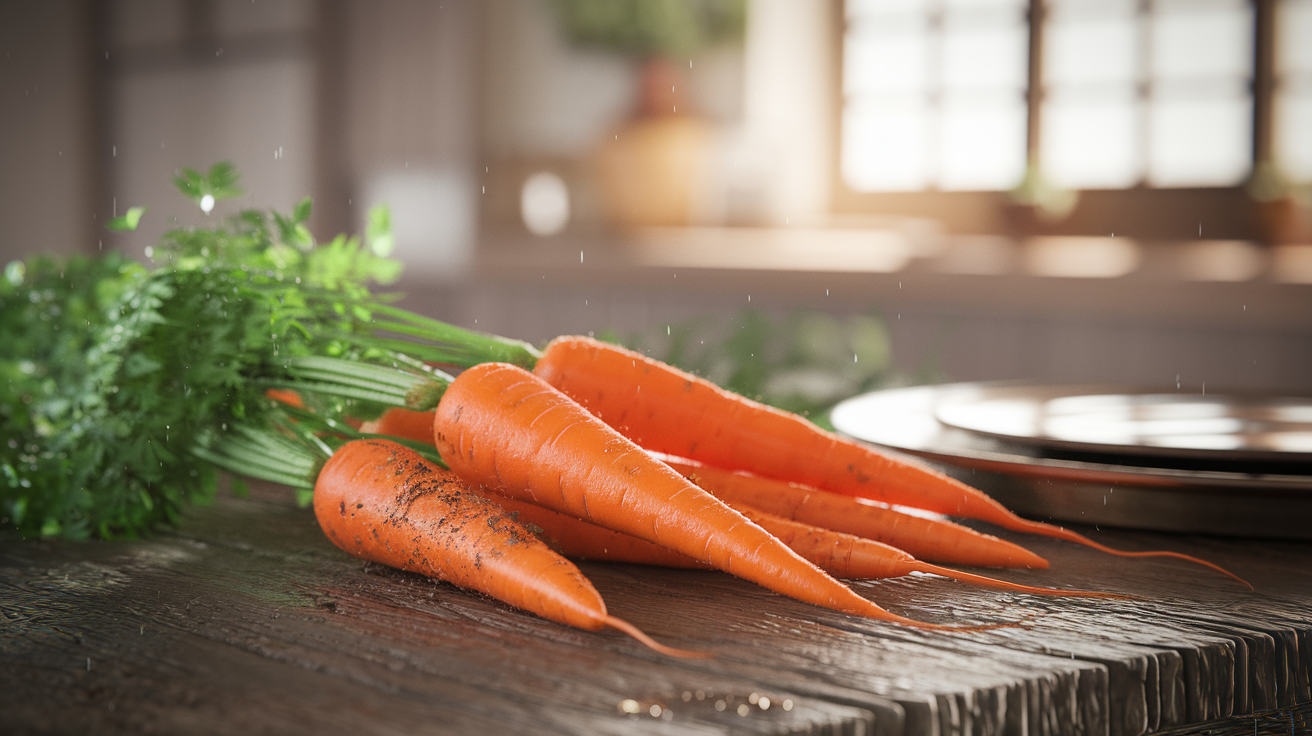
[603,615,713,659]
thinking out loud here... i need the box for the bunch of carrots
[229,331,1249,657]
[20,164,1245,657]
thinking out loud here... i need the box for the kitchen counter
[4,480,1310,736]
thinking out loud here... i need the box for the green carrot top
[0,164,449,539]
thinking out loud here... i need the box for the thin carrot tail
[602,615,714,659]
[1003,518,1254,591]
[908,562,1139,600]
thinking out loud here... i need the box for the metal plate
[829,384,1312,540]
[931,383,1312,466]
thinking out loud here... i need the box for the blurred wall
[1,0,1307,395]
[0,1,98,260]
[335,0,481,279]
[103,0,318,258]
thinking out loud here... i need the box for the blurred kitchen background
[3,0,1311,398]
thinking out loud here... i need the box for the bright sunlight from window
[842,0,1029,192]
[842,0,1259,193]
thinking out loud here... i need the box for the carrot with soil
[532,336,1251,589]
[314,438,705,657]
[432,361,1010,631]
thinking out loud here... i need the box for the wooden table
[3,481,1309,736]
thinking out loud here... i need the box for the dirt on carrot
[432,362,1012,631]
[313,438,707,657]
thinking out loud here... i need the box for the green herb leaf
[173,161,243,211]
[293,196,313,225]
[106,206,147,232]
[366,205,394,257]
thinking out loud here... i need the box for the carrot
[662,455,1048,569]
[533,336,1252,589]
[494,492,1125,598]
[265,388,305,408]
[345,403,1045,569]
[313,438,705,658]
[488,493,708,569]
[432,362,1009,631]
[735,506,1132,598]
[358,406,438,444]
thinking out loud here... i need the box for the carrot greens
[1,164,408,539]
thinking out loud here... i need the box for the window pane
[843,101,932,191]
[1045,8,1139,87]
[1278,0,1312,75]
[1276,0,1312,179]
[847,0,930,20]
[939,98,1027,190]
[1277,95,1312,179]
[1042,0,1139,188]
[844,20,930,95]
[1151,0,1253,82]
[1148,93,1252,186]
[1042,92,1140,188]
[941,18,1028,91]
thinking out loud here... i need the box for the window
[843,0,1029,192]
[1277,0,1312,179]
[841,0,1275,195]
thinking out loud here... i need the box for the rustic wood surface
[2,481,1309,736]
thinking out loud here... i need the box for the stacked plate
[829,383,1312,540]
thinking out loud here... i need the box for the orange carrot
[494,493,1125,598]
[313,438,705,657]
[345,405,1045,569]
[533,336,1251,589]
[735,506,1131,598]
[265,388,305,408]
[358,406,438,443]
[488,493,708,569]
[432,362,1008,631]
[662,455,1047,569]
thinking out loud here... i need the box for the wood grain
[2,482,1309,736]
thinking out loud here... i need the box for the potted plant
[549,0,746,228]
[1248,160,1312,245]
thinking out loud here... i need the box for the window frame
[830,0,1281,244]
